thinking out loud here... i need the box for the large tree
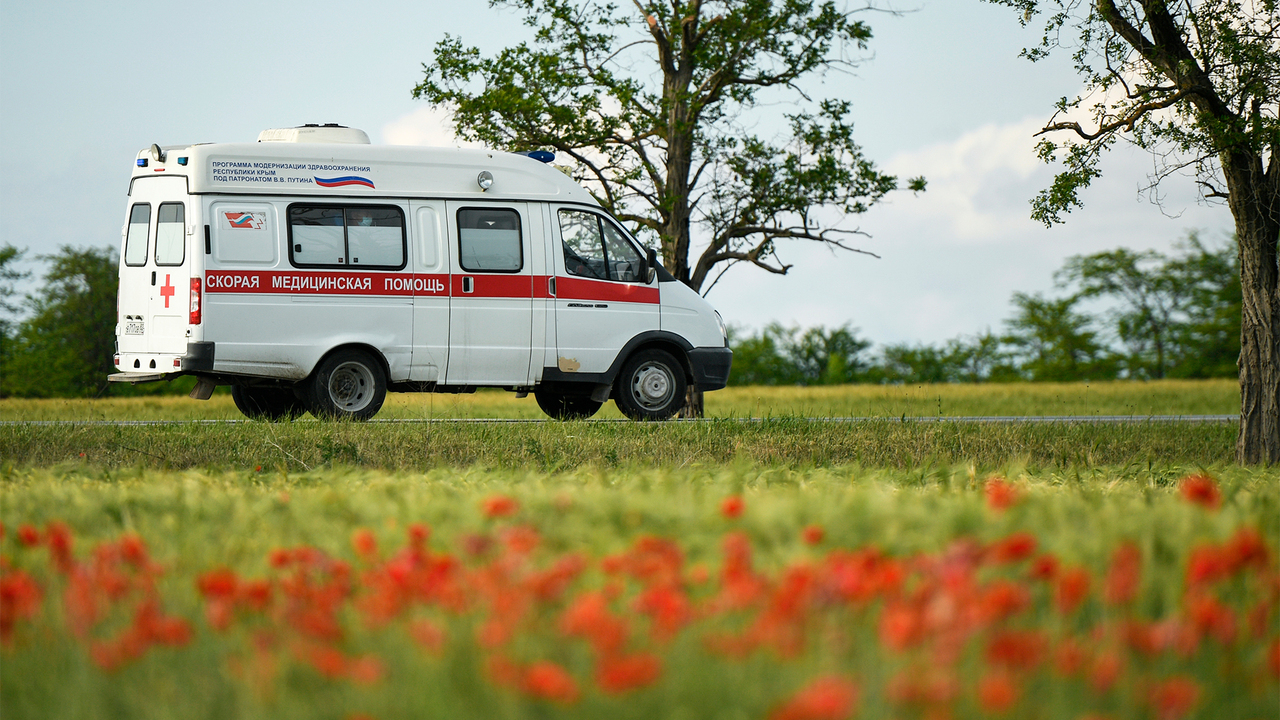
[413,0,923,411]
[983,0,1278,462]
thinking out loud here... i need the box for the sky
[0,0,1234,347]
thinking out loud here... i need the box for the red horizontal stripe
[554,275,659,304]
[205,271,448,296]
[452,274,531,298]
[203,271,660,304]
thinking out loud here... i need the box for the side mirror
[646,247,658,284]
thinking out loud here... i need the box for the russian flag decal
[314,175,375,189]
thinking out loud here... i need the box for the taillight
[189,277,202,325]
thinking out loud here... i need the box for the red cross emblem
[160,274,175,308]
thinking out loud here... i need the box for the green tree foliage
[727,322,870,385]
[1059,234,1240,379]
[869,333,1019,384]
[413,0,923,292]
[2,246,118,398]
[0,244,30,382]
[1165,235,1241,378]
[981,0,1278,461]
[1002,292,1119,381]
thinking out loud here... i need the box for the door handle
[462,276,474,293]
[547,277,556,297]
[151,271,156,286]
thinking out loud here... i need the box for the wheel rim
[631,361,674,410]
[327,361,374,412]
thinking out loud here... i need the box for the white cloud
[380,106,486,148]
[706,115,1234,345]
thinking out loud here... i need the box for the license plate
[124,321,145,335]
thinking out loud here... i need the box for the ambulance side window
[155,203,185,266]
[346,207,404,267]
[288,205,406,269]
[290,207,344,265]
[558,209,644,283]
[601,219,644,283]
[124,204,150,267]
[457,208,522,272]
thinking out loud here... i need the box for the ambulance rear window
[155,203,185,266]
[287,205,406,270]
[124,204,150,267]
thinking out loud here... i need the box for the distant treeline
[0,235,1239,398]
[729,234,1239,386]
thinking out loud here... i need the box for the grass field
[3,380,1273,720]
[0,379,1241,421]
[0,416,1242,471]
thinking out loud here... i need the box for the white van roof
[131,130,597,204]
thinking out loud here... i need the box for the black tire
[534,389,603,420]
[613,349,687,421]
[304,349,386,421]
[231,385,305,421]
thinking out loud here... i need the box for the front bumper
[689,347,732,391]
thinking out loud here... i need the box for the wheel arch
[309,343,392,383]
[539,330,694,388]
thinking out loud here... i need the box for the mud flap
[189,376,217,400]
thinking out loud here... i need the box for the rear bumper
[109,341,215,382]
[689,347,732,391]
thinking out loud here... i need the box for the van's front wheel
[535,389,603,420]
[305,349,386,421]
[614,349,687,421]
[231,385,305,421]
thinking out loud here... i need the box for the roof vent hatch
[257,124,370,144]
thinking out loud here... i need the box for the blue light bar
[136,158,147,167]
[518,150,555,163]
[177,157,188,166]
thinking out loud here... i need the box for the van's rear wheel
[535,389,603,420]
[305,349,386,421]
[614,349,687,421]
[231,385,305,422]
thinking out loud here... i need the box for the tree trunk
[1225,151,1280,464]
[677,384,704,418]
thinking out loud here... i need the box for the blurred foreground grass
[2,463,1276,720]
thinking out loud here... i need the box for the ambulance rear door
[118,176,192,363]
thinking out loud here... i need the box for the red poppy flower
[1178,474,1221,509]
[351,529,379,560]
[769,675,858,720]
[596,652,662,694]
[523,660,581,704]
[1054,567,1090,615]
[977,671,1019,713]
[1148,676,1200,720]
[991,531,1037,563]
[802,525,825,545]
[1103,542,1141,605]
[16,525,40,548]
[721,495,745,519]
[984,477,1020,510]
[482,495,520,518]
[1029,553,1059,581]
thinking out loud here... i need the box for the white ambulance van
[108,125,732,421]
